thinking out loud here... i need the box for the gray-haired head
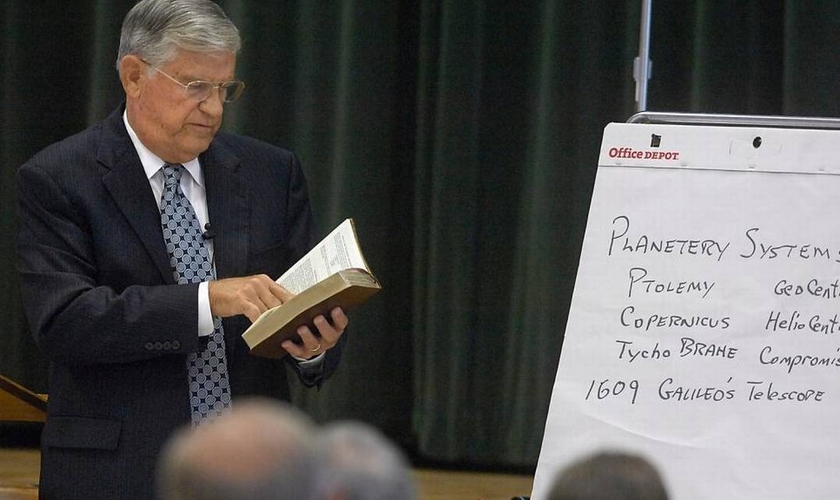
[156,398,321,500]
[316,421,417,500]
[117,0,241,73]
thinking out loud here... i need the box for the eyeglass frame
[139,58,245,103]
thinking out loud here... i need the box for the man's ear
[119,55,145,98]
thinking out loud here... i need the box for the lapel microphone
[202,223,216,240]
[203,222,218,271]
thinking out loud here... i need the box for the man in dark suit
[15,1,348,498]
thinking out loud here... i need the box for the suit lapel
[99,108,175,284]
[202,139,249,282]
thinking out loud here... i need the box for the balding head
[157,398,320,500]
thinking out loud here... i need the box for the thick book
[242,218,381,359]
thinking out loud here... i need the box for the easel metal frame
[628,111,840,130]
[631,0,840,130]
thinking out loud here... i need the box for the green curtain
[2,0,838,468]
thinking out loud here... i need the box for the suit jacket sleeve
[16,151,202,367]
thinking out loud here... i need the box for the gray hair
[117,0,241,72]
[316,421,417,500]
[156,398,321,500]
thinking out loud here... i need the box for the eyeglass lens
[184,81,245,103]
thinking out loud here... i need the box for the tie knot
[162,163,184,187]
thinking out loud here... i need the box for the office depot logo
[608,146,680,161]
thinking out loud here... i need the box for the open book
[242,218,381,359]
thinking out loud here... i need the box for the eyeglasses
[141,59,245,103]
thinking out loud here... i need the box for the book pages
[276,218,369,294]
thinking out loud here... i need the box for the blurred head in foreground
[316,420,417,500]
[157,398,319,500]
[547,451,669,500]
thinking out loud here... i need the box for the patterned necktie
[160,163,231,425]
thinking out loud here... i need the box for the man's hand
[208,275,294,322]
[281,307,348,360]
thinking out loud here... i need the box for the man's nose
[199,88,225,116]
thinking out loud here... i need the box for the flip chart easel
[532,117,840,500]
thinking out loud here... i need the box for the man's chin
[170,141,213,162]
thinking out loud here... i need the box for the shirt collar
[122,111,203,187]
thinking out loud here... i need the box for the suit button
[154,342,163,350]
[145,342,154,350]
[172,341,181,349]
[163,341,172,350]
